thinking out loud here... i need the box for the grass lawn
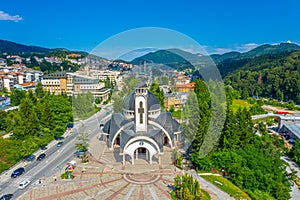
[200,189,211,200]
[201,175,250,200]
[231,99,251,112]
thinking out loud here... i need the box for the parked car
[11,167,25,178]
[0,194,13,200]
[55,136,65,140]
[57,141,64,147]
[23,154,36,162]
[40,146,48,150]
[37,153,46,161]
[67,123,74,129]
[289,138,296,144]
[74,149,85,158]
[18,179,31,189]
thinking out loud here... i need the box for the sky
[0,0,299,55]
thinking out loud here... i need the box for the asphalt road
[0,104,112,198]
[281,156,300,200]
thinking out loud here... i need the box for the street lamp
[57,165,62,175]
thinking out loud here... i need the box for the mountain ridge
[212,42,300,64]
[0,39,89,56]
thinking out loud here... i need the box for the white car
[18,180,31,189]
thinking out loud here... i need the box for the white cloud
[234,43,259,52]
[0,11,23,22]
[204,43,261,55]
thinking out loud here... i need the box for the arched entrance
[123,137,161,165]
[135,147,148,161]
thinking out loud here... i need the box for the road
[188,170,234,200]
[281,156,300,200]
[251,113,279,120]
[0,104,112,198]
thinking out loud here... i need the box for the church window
[138,101,144,124]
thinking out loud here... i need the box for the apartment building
[42,71,110,101]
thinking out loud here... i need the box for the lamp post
[180,175,182,200]
[57,165,62,175]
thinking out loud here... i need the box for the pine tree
[35,82,45,98]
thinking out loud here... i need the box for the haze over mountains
[131,42,300,65]
[1,39,299,73]
[0,39,87,56]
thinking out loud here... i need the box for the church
[102,81,182,165]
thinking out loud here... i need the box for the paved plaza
[17,135,233,200]
[18,137,185,200]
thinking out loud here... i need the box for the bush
[61,171,74,179]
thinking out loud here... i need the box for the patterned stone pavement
[19,140,183,200]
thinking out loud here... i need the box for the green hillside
[131,48,213,70]
[224,50,300,103]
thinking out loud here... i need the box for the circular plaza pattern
[123,173,161,185]
[18,141,179,200]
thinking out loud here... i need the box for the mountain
[131,48,212,70]
[240,42,300,58]
[118,47,158,61]
[211,51,241,64]
[0,40,90,57]
[0,40,52,54]
[212,42,300,64]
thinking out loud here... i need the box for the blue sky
[0,0,299,55]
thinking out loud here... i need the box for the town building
[91,70,121,84]
[0,96,10,107]
[0,58,6,66]
[42,71,110,101]
[14,82,36,91]
[175,82,196,92]
[174,74,190,85]
[164,92,188,110]
[278,115,300,141]
[102,82,182,165]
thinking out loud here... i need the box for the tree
[218,106,238,150]
[75,124,90,163]
[192,80,211,153]
[150,81,164,108]
[291,140,300,165]
[0,110,7,131]
[173,174,201,200]
[105,77,111,88]
[241,88,249,99]
[181,92,200,144]
[112,94,124,113]
[41,98,53,129]
[10,89,26,106]
[35,82,44,98]
[2,87,8,94]
[95,98,101,104]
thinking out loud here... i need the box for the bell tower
[134,82,148,132]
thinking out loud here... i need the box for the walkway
[18,137,234,199]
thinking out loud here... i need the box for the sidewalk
[188,170,234,200]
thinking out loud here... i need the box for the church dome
[123,91,161,111]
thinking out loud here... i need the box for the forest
[189,80,292,200]
[0,83,73,172]
[224,50,300,103]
